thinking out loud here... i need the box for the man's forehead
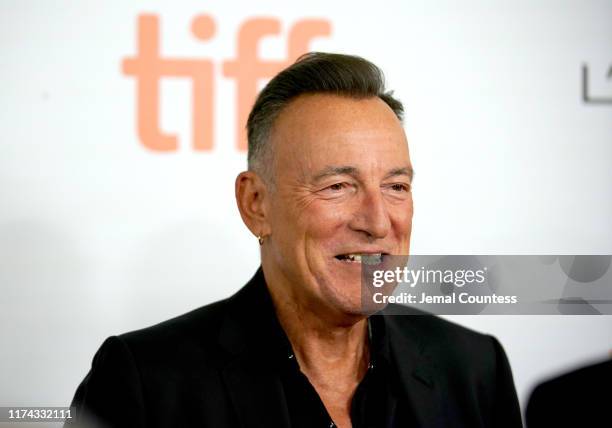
[273,94,403,134]
[270,94,410,181]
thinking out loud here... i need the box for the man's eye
[390,183,410,192]
[319,182,353,196]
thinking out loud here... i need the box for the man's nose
[348,189,391,240]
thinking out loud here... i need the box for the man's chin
[355,294,389,316]
[322,288,388,319]
[313,272,382,317]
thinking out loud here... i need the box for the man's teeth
[346,254,362,262]
[338,253,383,263]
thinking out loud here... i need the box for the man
[526,358,611,427]
[68,53,523,427]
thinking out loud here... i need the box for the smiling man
[68,53,523,428]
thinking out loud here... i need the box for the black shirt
[266,306,413,428]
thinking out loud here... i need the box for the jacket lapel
[385,313,440,428]
[218,268,292,428]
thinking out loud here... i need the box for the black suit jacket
[68,268,523,428]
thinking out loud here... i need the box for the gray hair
[246,52,404,185]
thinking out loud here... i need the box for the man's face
[263,94,413,316]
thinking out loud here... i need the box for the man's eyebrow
[311,166,359,182]
[385,166,414,182]
[311,165,415,183]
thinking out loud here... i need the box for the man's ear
[235,171,272,239]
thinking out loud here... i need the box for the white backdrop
[1,0,611,418]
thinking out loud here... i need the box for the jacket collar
[383,309,440,427]
[218,268,292,428]
[218,267,277,356]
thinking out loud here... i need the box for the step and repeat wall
[1,0,611,416]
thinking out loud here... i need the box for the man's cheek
[304,206,347,228]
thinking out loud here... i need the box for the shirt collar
[257,283,393,371]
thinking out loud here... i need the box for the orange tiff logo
[122,14,331,152]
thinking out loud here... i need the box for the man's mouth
[334,253,386,264]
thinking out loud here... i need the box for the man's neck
[265,279,370,386]
[263,267,371,427]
